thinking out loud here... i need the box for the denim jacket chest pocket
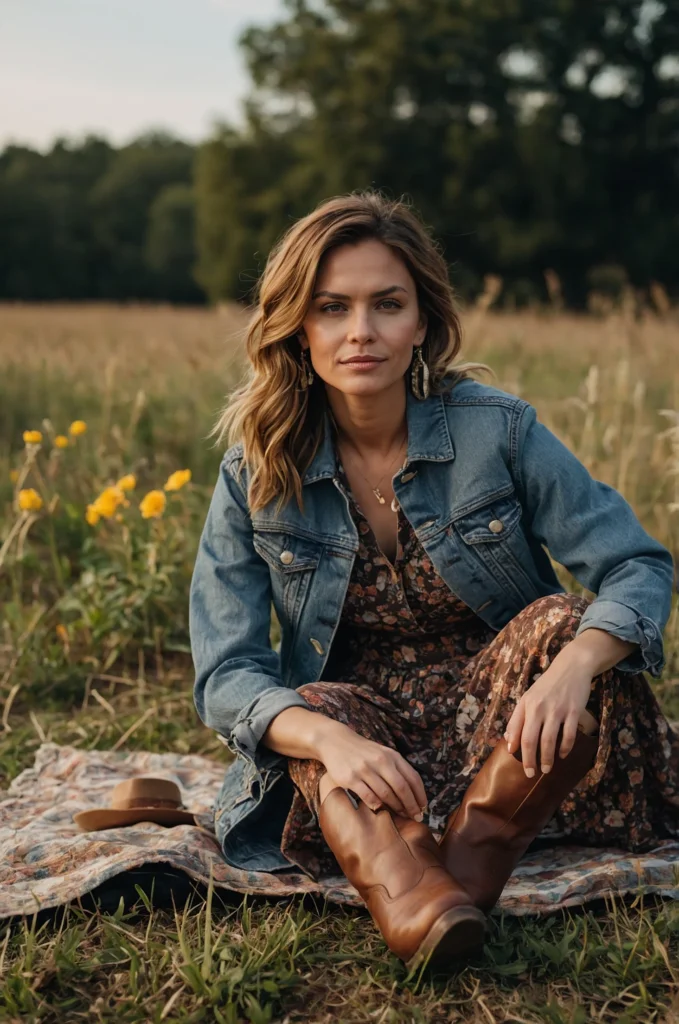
[251,529,323,631]
[449,488,543,606]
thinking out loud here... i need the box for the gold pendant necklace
[346,433,407,507]
[328,408,407,510]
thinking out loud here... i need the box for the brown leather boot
[437,728,598,913]
[318,785,486,971]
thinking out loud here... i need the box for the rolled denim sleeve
[189,454,311,771]
[514,403,675,678]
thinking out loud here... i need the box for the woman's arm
[504,403,675,775]
[189,453,312,773]
[562,627,637,676]
[513,402,675,677]
[261,705,339,759]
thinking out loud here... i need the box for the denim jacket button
[310,637,325,655]
[280,550,294,565]
[489,519,504,534]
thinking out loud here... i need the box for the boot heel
[405,904,486,971]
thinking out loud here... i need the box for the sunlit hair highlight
[209,190,493,513]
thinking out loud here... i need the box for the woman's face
[298,238,427,397]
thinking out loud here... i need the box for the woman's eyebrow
[311,285,408,300]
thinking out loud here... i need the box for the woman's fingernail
[524,767,535,778]
[541,764,552,774]
[506,741,513,753]
[415,813,424,822]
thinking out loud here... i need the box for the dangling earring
[410,346,430,400]
[298,348,314,391]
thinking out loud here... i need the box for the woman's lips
[341,358,385,370]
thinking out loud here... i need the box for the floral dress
[279,463,679,881]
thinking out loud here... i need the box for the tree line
[1,0,677,309]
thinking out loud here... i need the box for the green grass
[2,878,678,1022]
[1,303,678,1022]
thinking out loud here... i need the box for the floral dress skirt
[279,469,679,881]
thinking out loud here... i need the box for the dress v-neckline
[336,459,403,572]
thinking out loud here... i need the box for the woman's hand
[317,721,428,821]
[503,647,596,778]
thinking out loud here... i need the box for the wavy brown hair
[209,190,492,513]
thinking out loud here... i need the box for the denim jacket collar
[302,386,456,486]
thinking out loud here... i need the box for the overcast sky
[1,0,285,150]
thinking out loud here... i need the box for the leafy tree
[194,118,311,302]
[0,137,114,299]
[2,2,678,306]
[146,183,202,302]
[89,132,196,299]
[0,132,206,302]
[195,0,679,305]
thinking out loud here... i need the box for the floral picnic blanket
[1,742,678,920]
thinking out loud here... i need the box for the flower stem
[47,518,64,588]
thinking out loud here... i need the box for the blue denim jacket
[189,377,675,872]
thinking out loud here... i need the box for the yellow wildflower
[69,420,87,437]
[116,473,137,491]
[54,435,70,449]
[85,504,100,526]
[9,469,19,484]
[55,624,69,643]
[140,489,166,519]
[92,485,126,519]
[164,469,192,492]
[18,488,43,512]
[23,430,43,446]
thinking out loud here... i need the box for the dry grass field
[0,299,678,1023]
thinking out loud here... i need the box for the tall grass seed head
[140,489,167,519]
[18,488,43,512]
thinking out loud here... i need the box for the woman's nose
[347,307,373,344]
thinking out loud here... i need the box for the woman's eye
[319,299,402,313]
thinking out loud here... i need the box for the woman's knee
[515,593,591,640]
[528,592,589,619]
[297,681,337,702]
[499,592,591,654]
[296,681,355,723]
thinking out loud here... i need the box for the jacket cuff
[575,598,666,678]
[216,686,313,772]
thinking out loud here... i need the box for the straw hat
[73,776,198,831]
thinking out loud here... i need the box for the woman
[189,191,678,972]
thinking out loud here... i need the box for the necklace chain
[327,407,408,509]
[338,428,408,507]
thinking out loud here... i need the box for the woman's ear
[415,314,428,346]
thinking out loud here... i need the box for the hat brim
[73,808,198,831]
